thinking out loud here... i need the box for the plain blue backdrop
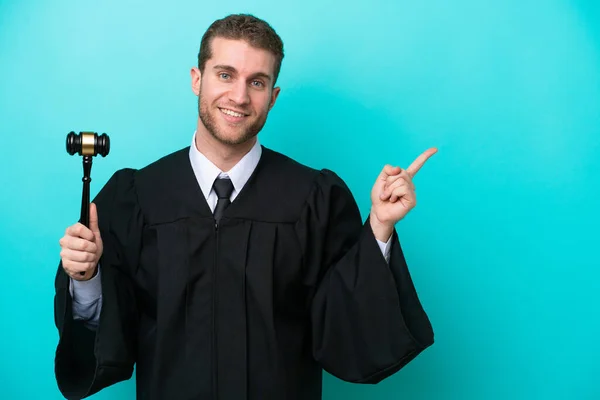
[1,0,599,399]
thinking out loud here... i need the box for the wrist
[369,211,394,242]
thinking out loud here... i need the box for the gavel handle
[78,156,92,275]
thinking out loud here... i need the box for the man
[55,13,435,400]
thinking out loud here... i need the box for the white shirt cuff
[69,265,102,304]
[376,235,392,263]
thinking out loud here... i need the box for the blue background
[1,0,599,399]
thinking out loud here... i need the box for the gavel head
[66,131,110,157]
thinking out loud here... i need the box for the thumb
[375,165,401,193]
[89,202,100,235]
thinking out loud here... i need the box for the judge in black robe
[54,144,434,399]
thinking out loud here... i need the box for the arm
[54,169,142,399]
[298,169,433,383]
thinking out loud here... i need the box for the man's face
[191,37,281,146]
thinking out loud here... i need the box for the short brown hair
[197,14,285,85]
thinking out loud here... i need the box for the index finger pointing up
[406,148,438,178]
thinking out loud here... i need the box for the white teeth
[220,108,245,117]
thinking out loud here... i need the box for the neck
[194,122,256,172]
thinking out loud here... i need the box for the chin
[212,128,256,146]
[198,106,265,147]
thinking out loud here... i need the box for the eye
[251,80,264,88]
[219,73,231,80]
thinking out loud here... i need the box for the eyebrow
[213,64,272,82]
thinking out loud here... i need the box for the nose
[228,81,250,106]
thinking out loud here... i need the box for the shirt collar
[188,131,262,199]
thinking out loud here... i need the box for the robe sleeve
[296,169,434,384]
[54,168,143,399]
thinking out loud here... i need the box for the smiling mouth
[219,108,249,118]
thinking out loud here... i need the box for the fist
[59,203,103,281]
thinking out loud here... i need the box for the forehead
[207,37,276,77]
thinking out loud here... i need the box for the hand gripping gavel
[66,131,110,275]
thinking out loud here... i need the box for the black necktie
[213,177,234,226]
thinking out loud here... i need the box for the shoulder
[136,147,190,180]
[106,147,189,184]
[264,147,351,187]
[101,147,191,212]
[126,147,191,194]
[261,147,319,182]
[260,147,355,207]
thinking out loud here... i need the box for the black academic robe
[54,146,434,400]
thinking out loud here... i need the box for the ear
[268,86,281,110]
[191,67,202,96]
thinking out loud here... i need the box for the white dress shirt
[69,133,392,327]
[189,133,262,210]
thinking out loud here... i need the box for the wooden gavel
[66,131,110,275]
